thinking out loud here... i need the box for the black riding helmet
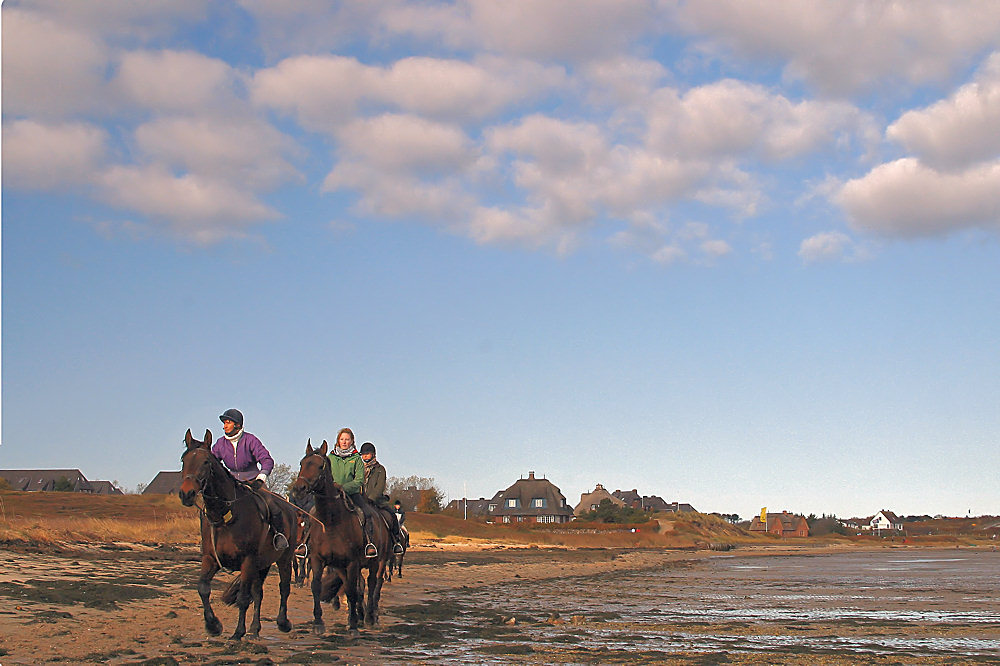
[219,408,244,427]
[359,442,376,456]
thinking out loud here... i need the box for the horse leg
[247,567,267,638]
[398,550,404,578]
[276,551,293,632]
[197,557,223,636]
[366,564,384,627]
[344,561,362,636]
[310,559,325,635]
[230,560,255,640]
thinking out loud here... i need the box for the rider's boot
[272,519,289,551]
[354,505,377,557]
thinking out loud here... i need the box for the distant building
[868,510,903,532]
[88,480,125,495]
[445,497,492,517]
[0,469,94,493]
[749,511,810,537]
[612,488,692,513]
[488,471,574,524]
[143,471,183,495]
[574,483,625,516]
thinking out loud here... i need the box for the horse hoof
[206,619,223,636]
[229,632,244,641]
[277,619,292,633]
[311,621,325,636]
[349,628,360,638]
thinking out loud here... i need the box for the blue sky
[3,1,999,520]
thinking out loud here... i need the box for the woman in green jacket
[328,427,377,557]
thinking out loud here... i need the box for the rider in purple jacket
[212,408,287,550]
[212,409,275,483]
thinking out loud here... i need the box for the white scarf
[225,428,242,455]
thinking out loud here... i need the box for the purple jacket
[211,431,274,482]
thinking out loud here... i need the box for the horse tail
[221,577,241,606]
[320,568,343,603]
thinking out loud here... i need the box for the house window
[502,515,510,523]
[537,515,555,523]
[530,497,546,508]
[488,503,497,512]
[506,498,521,508]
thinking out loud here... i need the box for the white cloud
[251,55,376,130]
[98,165,280,242]
[2,120,107,190]
[382,0,660,61]
[380,56,566,120]
[798,231,852,263]
[252,54,564,130]
[887,53,1000,170]
[1,8,109,117]
[13,0,207,41]
[113,50,239,112]
[329,114,475,178]
[133,116,300,188]
[646,80,868,161]
[672,0,1000,95]
[701,239,733,258]
[837,158,1000,237]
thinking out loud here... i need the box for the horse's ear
[202,429,212,448]
[184,429,194,447]
[319,440,328,456]
[306,438,313,455]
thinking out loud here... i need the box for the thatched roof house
[488,471,573,524]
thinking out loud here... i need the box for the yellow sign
[760,507,767,523]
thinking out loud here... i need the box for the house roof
[574,483,624,515]
[749,511,808,533]
[875,510,902,524]
[490,472,573,517]
[445,498,492,516]
[89,480,124,495]
[0,469,93,492]
[143,471,183,495]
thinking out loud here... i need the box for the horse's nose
[178,489,196,506]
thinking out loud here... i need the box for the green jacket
[327,449,364,495]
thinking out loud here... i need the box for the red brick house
[749,511,809,537]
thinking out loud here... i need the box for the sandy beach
[2,538,996,665]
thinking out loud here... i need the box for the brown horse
[178,429,297,640]
[291,440,391,634]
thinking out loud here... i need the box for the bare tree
[268,463,295,498]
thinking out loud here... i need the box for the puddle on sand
[379,549,1000,663]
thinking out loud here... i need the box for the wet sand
[0,542,996,664]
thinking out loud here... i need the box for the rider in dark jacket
[360,442,404,554]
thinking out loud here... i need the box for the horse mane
[182,444,244,489]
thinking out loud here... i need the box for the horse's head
[292,439,329,496]
[179,428,213,506]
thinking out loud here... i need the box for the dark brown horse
[178,429,297,640]
[386,526,409,581]
[291,440,391,634]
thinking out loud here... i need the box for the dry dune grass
[1,491,992,552]
[0,491,199,547]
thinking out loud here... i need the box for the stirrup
[273,532,289,551]
[365,542,378,558]
[393,542,404,554]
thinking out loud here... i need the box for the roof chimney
[528,471,535,479]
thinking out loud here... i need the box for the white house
[869,510,903,532]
